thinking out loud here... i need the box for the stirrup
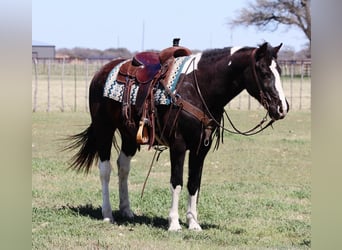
[136,118,149,144]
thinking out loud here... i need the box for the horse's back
[88,59,126,117]
[91,59,127,91]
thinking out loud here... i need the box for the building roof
[32,40,55,47]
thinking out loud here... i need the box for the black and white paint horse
[66,42,289,231]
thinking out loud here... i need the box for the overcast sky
[32,0,307,51]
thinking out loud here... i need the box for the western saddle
[116,39,192,147]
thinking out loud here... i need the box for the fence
[32,58,311,112]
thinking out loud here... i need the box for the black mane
[199,47,231,66]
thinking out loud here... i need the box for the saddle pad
[103,55,194,105]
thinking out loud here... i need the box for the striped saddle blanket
[103,55,194,105]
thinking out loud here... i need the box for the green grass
[32,110,311,249]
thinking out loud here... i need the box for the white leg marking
[270,60,288,115]
[168,185,182,231]
[187,190,202,231]
[99,160,114,223]
[117,151,134,218]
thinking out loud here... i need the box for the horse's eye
[260,68,271,78]
[257,62,270,76]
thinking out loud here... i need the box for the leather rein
[190,48,275,137]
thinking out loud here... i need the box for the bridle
[250,48,270,111]
[193,48,275,137]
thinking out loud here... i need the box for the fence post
[290,60,294,109]
[47,59,51,112]
[300,61,304,110]
[33,58,38,112]
[74,61,77,112]
[61,58,65,112]
[85,59,89,112]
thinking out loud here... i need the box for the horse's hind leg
[96,127,115,223]
[116,134,137,218]
[91,103,117,223]
[117,151,134,218]
[99,160,114,223]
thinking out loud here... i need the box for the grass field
[32,110,310,249]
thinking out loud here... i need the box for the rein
[192,49,275,137]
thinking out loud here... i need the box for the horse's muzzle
[270,99,289,120]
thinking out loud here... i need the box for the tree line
[56,45,309,61]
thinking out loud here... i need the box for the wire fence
[32,58,311,112]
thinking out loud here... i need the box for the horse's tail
[64,125,98,174]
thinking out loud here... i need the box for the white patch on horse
[187,190,202,231]
[168,185,182,231]
[181,53,202,74]
[270,60,288,115]
[117,151,134,218]
[228,47,243,67]
[99,160,114,223]
[230,46,243,56]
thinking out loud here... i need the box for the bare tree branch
[230,0,311,44]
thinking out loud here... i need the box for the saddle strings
[140,144,167,198]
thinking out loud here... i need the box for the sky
[32,0,308,52]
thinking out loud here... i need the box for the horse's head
[245,42,289,120]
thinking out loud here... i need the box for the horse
[66,42,289,231]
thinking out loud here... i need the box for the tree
[230,0,311,46]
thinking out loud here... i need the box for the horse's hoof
[103,217,114,224]
[188,218,202,231]
[188,223,202,231]
[120,208,134,219]
[168,220,182,231]
[168,225,182,231]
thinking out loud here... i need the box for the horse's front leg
[117,151,134,218]
[168,144,186,231]
[187,190,201,231]
[186,149,208,231]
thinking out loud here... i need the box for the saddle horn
[173,38,180,47]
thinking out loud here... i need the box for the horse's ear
[273,43,283,55]
[255,42,268,61]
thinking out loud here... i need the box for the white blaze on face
[270,60,288,115]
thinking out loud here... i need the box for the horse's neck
[199,56,248,110]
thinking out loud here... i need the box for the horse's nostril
[276,105,288,119]
[277,105,283,114]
